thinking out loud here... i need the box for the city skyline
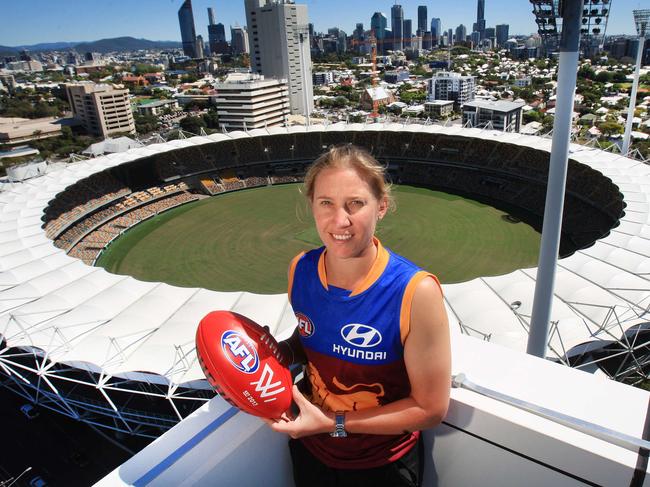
[1,0,644,47]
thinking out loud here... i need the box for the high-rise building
[212,73,289,130]
[245,0,313,116]
[417,6,428,33]
[403,19,413,49]
[470,31,481,48]
[207,7,224,55]
[496,24,509,47]
[431,18,441,45]
[231,26,249,55]
[473,0,486,40]
[455,24,467,44]
[391,4,404,51]
[178,0,198,58]
[353,24,367,54]
[65,83,135,138]
[196,35,205,58]
[427,71,475,109]
[421,31,432,49]
[371,12,388,54]
[485,27,496,44]
[447,29,454,46]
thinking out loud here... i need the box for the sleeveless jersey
[288,238,438,469]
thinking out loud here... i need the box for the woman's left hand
[266,385,333,439]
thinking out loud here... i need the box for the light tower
[621,9,649,156]
[527,0,583,359]
[530,0,610,57]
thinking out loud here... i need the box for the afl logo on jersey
[221,330,259,374]
[341,324,382,348]
[296,312,315,338]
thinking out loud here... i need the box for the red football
[196,310,293,418]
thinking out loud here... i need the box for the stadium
[0,122,648,440]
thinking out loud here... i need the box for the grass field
[95,184,541,294]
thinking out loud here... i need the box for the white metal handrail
[452,373,650,453]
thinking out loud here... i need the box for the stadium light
[527,0,583,359]
[621,9,649,155]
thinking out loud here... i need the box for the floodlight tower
[621,9,649,156]
[527,0,583,359]
[530,0,610,57]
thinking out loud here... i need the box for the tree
[180,115,207,134]
[598,120,624,137]
[541,114,555,132]
[133,64,161,75]
[202,109,219,129]
[134,114,160,135]
[595,71,612,83]
[523,111,542,124]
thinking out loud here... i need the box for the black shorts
[288,438,422,487]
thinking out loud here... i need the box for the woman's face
[310,166,387,260]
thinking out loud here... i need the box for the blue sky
[0,0,644,46]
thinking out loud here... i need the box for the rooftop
[463,99,526,112]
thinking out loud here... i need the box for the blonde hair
[303,144,394,210]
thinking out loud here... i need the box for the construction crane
[351,30,380,119]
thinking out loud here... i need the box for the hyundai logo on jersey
[221,330,259,374]
[340,324,383,348]
[296,312,315,338]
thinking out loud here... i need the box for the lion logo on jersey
[306,363,385,411]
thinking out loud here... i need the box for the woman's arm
[270,277,451,438]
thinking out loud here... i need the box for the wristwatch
[330,410,347,438]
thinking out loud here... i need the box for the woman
[271,144,451,487]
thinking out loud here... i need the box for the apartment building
[65,83,135,138]
[427,71,475,109]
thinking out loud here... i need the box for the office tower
[208,7,220,54]
[353,23,364,40]
[422,31,433,49]
[195,35,205,58]
[404,19,413,49]
[212,73,289,130]
[471,31,480,48]
[391,4,404,51]
[178,0,198,58]
[245,0,313,116]
[447,29,454,46]
[474,0,486,40]
[485,27,496,42]
[353,24,365,53]
[231,26,249,55]
[495,24,509,47]
[430,18,441,45]
[462,100,524,132]
[418,6,428,33]
[65,83,135,138]
[455,24,467,44]
[371,12,388,53]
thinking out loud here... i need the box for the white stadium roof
[0,123,648,388]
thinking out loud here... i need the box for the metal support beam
[527,0,583,358]
[622,10,649,155]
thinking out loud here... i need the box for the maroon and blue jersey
[288,238,440,469]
